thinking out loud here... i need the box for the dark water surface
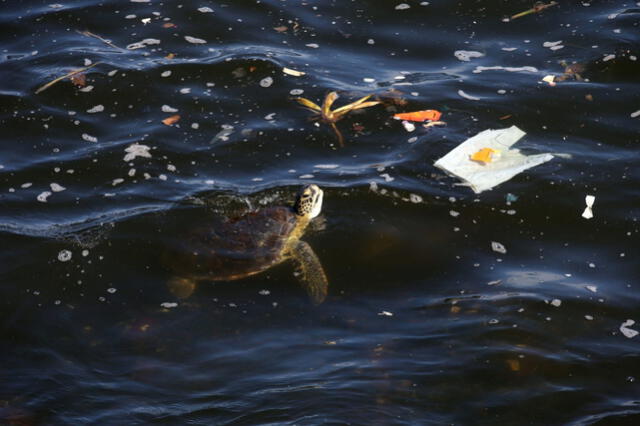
[1,0,640,424]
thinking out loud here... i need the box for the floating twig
[35,62,100,94]
[510,1,558,20]
[77,30,121,50]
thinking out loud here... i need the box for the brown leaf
[162,115,181,126]
[163,22,176,28]
[70,73,87,87]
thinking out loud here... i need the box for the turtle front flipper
[290,239,328,305]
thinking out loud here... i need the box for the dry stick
[77,30,121,50]
[330,122,345,148]
[35,62,100,94]
[510,1,558,20]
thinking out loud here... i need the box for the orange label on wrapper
[470,148,497,164]
[393,109,442,122]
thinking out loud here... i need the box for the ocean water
[1,0,639,424]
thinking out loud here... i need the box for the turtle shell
[167,206,299,281]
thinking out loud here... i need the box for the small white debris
[290,89,304,95]
[162,105,178,113]
[586,285,598,293]
[402,121,416,132]
[283,67,305,77]
[582,194,595,219]
[259,76,274,87]
[112,178,124,186]
[258,290,270,296]
[380,173,394,182]
[395,3,410,10]
[179,88,191,94]
[542,75,556,86]
[378,311,394,316]
[158,174,167,181]
[126,38,160,50]
[473,66,538,74]
[87,105,104,114]
[50,183,66,192]
[264,113,276,120]
[82,133,98,143]
[363,77,375,83]
[82,250,89,257]
[107,287,117,294]
[491,241,507,254]
[123,143,152,162]
[603,54,615,62]
[58,249,72,262]
[197,6,214,13]
[409,194,422,203]
[549,45,564,51]
[585,315,594,320]
[631,110,640,118]
[620,320,639,338]
[305,43,319,48]
[191,123,199,129]
[543,41,563,48]
[449,210,460,217]
[167,164,176,172]
[454,50,484,62]
[313,164,339,169]
[37,191,52,202]
[501,47,518,52]
[550,299,562,307]
[185,36,207,44]
[457,90,480,101]
[161,70,172,77]
[79,85,94,93]
[299,174,314,179]
[21,183,32,188]
[160,302,179,308]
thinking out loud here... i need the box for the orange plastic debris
[393,109,442,122]
[470,147,497,164]
[162,115,181,126]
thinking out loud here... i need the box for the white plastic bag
[434,126,554,193]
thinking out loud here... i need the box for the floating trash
[581,195,595,219]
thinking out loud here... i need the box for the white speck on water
[123,143,152,162]
[585,315,594,320]
[58,250,72,262]
[108,70,118,77]
[550,299,562,307]
[491,241,507,254]
[550,45,564,51]
[162,105,178,113]
[161,302,178,308]
[128,168,136,177]
[290,89,304,95]
[205,179,215,185]
[449,210,460,217]
[501,47,518,52]
[380,173,394,182]
[603,54,615,62]
[191,122,199,129]
[158,174,167,181]
[407,136,418,143]
[458,90,481,101]
[378,311,394,316]
[37,191,52,202]
[161,70,172,77]
[112,178,124,186]
[185,36,207,44]
[179,88,191,94]
[84,58,92,66]
[107,287,117,294]
[498,89,507,94]
[21,183,32,188]
[87,105,104,114]
[259,76,273,87]
[488,319,499,324]
[620,319,639,338]
[631,110,640,118]
[454,50,484,62]
[543,40,563,48]
[82,133,98,143]
[252,177,263,182]
[197,6,214,13]
[305,43,319,48]
[586,285,598,293]
[409,194,422,203]
[314,164,339,169]
[264,113,276,120]
[125,14,136,19]
[363,77,375,83]
[126,38,160,50]
[367,39,375,45]
[402,121,416,132]
[299,174,314,179]
[50,183,65,192]
[167,164,176,172]
[82,250,89,257]
[79,85,94,92]
[473,66,538,74]
[395,3,410,10]
[259,290,270,296]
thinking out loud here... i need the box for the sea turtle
[166,184,328,304]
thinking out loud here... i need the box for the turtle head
[294,184,323,219]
